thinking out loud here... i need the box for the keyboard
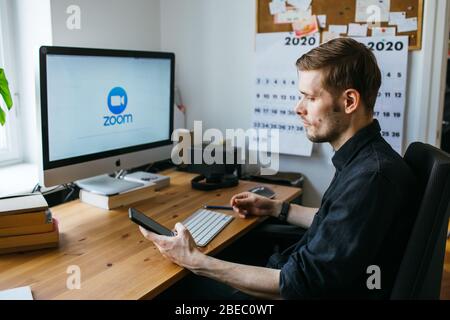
[183,209,234,247]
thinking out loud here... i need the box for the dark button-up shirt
[276,120,419,299]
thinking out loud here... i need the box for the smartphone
[248,186,276,199]
[128,207,174,236]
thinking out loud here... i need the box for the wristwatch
[278,201,290,222]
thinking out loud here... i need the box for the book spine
[79,184,158,210]
[79,190,109,209]
[0,220,54,237]
[0,242,58,255]
[0,219,59,249]
[0,211,47,228]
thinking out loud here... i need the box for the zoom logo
[104,87,133,126]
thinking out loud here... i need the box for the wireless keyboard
[183,209,234,247]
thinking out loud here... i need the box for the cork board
[257,0,424,50]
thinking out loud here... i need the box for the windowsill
[0,163,38,197]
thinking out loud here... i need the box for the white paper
[322,31,340,43]
[253,33,319,156]
[371,27,396,36]
[389,12,406,25]
[353,36,409,154]
[287,0,311,11]
[329,25,348,35]
[396,17,418,33]
[355,0,390,23]
[0,286,33,300]
[269,0,287,15]
[348,23,368,37]
[317,15,327,28]
[274,7,311,24]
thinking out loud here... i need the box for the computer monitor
[38,46,175,188]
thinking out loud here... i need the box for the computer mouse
[248,186,276,199]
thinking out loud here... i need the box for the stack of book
[0,193,59,254]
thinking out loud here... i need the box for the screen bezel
[39,46,175,170]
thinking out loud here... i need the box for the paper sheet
[253,32,319,156]
[292,15,319,37]
[322,31,339,43]
[389,12,407,25]
[274,7,311,24]
[354,36,409,154]
[329,25,348,35]
[355,0,390,23]
[348,23,368,37]
[0,286,33,300]
[317,15,327,29]
[269,0,287,15]
[287,0,311,11]
[396,17,418,33]
[371,27,396,36]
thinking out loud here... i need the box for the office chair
[390,142,450,299]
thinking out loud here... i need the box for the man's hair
[296,38,382,112]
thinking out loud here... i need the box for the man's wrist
[187,250,208,274]
[272,200,283,218]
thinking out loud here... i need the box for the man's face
[295,70,348,144]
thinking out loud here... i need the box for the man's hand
[139,223,204,271]
[230,192,282,219]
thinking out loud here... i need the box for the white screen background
[46,54,171,162]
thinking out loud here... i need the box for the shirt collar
[332,119,381,171]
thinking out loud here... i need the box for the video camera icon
[110,95,125,107]
[107,87,128,115]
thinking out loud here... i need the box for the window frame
[0,0,22,166]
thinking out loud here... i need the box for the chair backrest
[391,142,450,299]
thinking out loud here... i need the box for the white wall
[50,0,161,51]
[160,0,449,207]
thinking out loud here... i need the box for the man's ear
[343,89,361,114]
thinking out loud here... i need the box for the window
[0,0,21,165]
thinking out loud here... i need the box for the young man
[140,38,419,299]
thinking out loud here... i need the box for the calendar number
[367,41,404,52]
[285,36,317,46]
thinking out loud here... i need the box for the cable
[115,170,128,179]
[32,183,41,193]
[62,187,75,203]
[144,163,155,172]
[41,185,66,195]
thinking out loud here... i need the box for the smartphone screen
[129,208,174,236]
[249,186,276,199]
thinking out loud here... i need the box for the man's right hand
[230,192,282,219]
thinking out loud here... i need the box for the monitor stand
[75,174,144,196]
[121,171,170,189]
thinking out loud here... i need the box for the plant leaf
[0,106,5,126]
[0,68,13,110]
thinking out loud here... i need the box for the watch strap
[278,201,290,222]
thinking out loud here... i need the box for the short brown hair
[296,38,382,112]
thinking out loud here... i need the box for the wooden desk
[0,170,302,299]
